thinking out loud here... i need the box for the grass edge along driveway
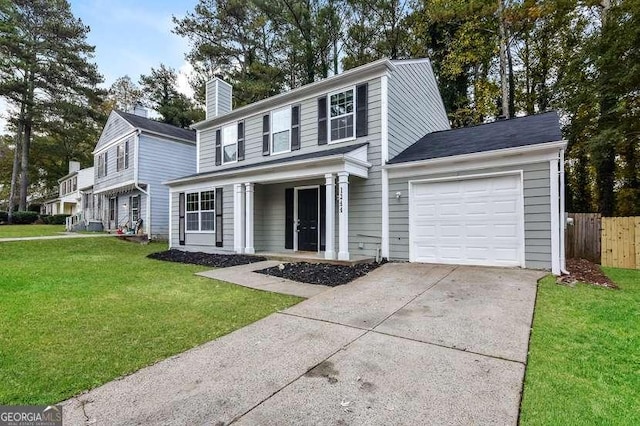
[520,268,640,425]
[0,238,302,405]
[0,224,66,238]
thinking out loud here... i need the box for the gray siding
[100,190,146,231]
[387,61,450,159]
[170,184,234,252]
[199,77,383,174]
[388,162,552,269]
[93,112,134,152]
[138,135,197,238]
[93,135,136,191]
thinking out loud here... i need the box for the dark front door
[297,188,319,251]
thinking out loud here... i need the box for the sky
[0,0,199,133]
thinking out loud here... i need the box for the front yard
[0,238,301,405]
[520,267,640,424]
[0,224,66,238]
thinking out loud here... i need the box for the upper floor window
[116,141,129,171]
[222,124,237,164]
[60,181,66,195]
[186,190,215,232]
[271,107,291,154]
[329,88,355,143]
[72,176,77,191]
[97,152,108,178]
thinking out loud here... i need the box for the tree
[107,75,143,112]
[0,0,102,217]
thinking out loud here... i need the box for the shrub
[11,211,39,224]
[0,211,7,223]
[39,215,51,224]
[49,214,70,225]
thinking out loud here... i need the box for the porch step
[258,252,376,266]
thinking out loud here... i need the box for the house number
[339,188,343,213]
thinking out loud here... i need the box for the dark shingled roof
[116,110,196,142]
[388,111,562,165]
[171,143,368,182]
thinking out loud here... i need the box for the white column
[325,173,336,260]
[550,158,560,275]
[234,183,245,254]
[244,182,255,254]
[337,172,350,261]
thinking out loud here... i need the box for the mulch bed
[557,258,618,289]
[147,250,266,268]
[256,261,384,286]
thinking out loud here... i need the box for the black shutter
[319,185,326,251]
[124,140,129,169]
[318,96,327,145]
[237,121,245,161]
[262,114,270,156]
[285,188,294,249]
[215,129,222,166]
[104,152,108,176]
[178,192,185,246]
[215,187,223,247]
[356,83,368,137]
[291,105,301,151]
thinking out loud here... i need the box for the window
[271,107,291,154]
[116,141,129,171]
[222,124,237,164]
[186,190,215,232]
[61,181,66,195]
[97,153,108,178]
[130,195,140,222]
[72,177,77,191]
[329,88,355,143]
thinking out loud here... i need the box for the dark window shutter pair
[291,105,301,151]
[237,121,245,161]
[214,129,222,166]
[285,188,294,249]
[262,115,270,156]
[178,193,185,245]
[318,97,327,145]
[356,83,368,137]
[215,187,223,247]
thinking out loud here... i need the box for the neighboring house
[165,58,568,274]
[92,109,196,239]
[42,161,95,229]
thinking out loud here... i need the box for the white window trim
[185,190,216,234]
[116,141,129,171]
[270,106,292,156]
[328,86,356,145]
[221,123,238,165]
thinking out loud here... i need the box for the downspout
[559,148,569,274]
[133,130,151,238]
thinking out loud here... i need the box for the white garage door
[409,173,524,267]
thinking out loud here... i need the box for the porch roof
[166,143,371,189]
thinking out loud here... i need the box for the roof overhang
[165,145,371,192]
[191,59,396,131]
[93,180,146,196]
[385,140,568,179]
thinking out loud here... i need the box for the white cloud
[0,98,11,134]
[176,61,195,99]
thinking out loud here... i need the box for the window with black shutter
[317,96,327,145]
[356,83,368,137]
[237,121,245,160]
[291,105,301,151]
[215,129,222,165]
[262,114,270,156]
[178,192,185,245]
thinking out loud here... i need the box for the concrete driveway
[62,263,544,425]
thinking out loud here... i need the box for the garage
[409,173,524,267]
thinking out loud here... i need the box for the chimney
[133,103,148,118]
[68,161,80,173]
[206,77,233,119]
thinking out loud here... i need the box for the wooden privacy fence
[565,213,601,264]
[601,216,640,269]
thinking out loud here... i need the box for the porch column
[324,173,336,260]
[234,183,245,253]
[244,182,255,254]
[337,172,350,261]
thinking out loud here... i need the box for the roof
[388,111,563,165]
[116,111,196,142]
[168,143,368,184]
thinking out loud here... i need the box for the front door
[108,197,117,230]
[297,188,319,251]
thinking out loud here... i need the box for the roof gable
[116,111,196,143]
[388,111,563,164]
[93,110,135,152]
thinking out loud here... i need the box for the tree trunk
[19,120,31,211]
[8,124,23,220]
[498,0,509,118]
[507,37,515,118]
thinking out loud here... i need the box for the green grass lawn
[0,238,302,405]
[520,268,640,425]
[0,224,66,238]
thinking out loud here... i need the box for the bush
[0,211,7,223]
[48,214,70,225]
[11,211,39,224]
[39,215,51,224]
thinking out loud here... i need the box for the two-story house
[42,161,95,228]
[166,58,568,274]
[92,110,196,239]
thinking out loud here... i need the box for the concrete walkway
[62,263,544,425]
[0,233,115,243]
